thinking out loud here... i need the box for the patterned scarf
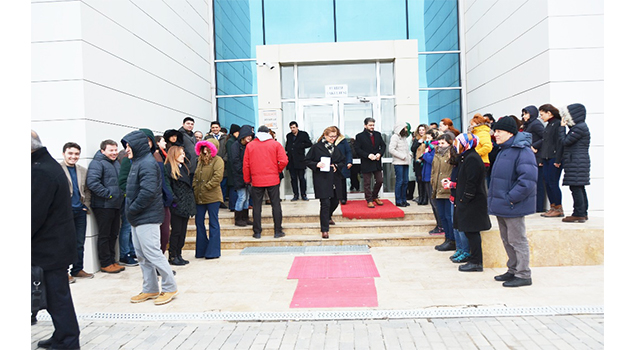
[454,133,479,154]
[324,140,335,155]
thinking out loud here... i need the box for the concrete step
[183,231,446,251]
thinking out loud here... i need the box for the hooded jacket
[243,131,289,187]
[470,123,493,164]
[558,103,591,186]
[230,125,254,189]
[487,132,537,217]
[121,130,164,226]
[521,105,544,163]
[86,148,124,209]
[389,123,412,165]
[192,141,224,204]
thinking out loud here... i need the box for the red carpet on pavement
[287,255,380,279]
[290,278,378,308]
[340,199,404,219]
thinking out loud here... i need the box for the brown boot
[540,204,556,217]
[543,204,564,217]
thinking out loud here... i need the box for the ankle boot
[543,204,564,217]
[242,210,254,225]
[234,210,247,227]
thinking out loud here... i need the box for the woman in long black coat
[305,126,346,239]
[449,133,491,272]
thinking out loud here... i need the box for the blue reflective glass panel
[214,0,263,59]
[264,0,335,44]
[335,0,407,42]
[216,61,257,95]
[420,89,461,129]
[418,53,460,88]
[408,0,459,51]
[217,96,258,127]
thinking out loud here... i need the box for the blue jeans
[119,201,135,257]
[542,158,563,206]
[394,165,409,205]
[435,198,454,241]
[70,209,87,275]
[451,204,469,253]
[235,187,250,211]
[195,202,221,258]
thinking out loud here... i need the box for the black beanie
[492,116,518,135]
[229,123,240,135]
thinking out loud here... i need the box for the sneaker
[120,254,139,267]
[68,274,76,284]
[130,292,160,303]
[154,290,179,305]
[429,226,444,235]
[100,264,123,274]
[452,252,471,263]
[449,250,462,261]
[73,270,94,279]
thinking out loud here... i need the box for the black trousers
[251,184,283,235]
[39,267,81,349]
[169,213,188,257]
[319,195,340,232]
[92,207,120,267]
[465,231,483,265]
[289,168,307,198]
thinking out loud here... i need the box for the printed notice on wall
[261,109,278,129]
[325,84,348,98]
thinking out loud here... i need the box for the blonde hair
[165,146,187,179]
[317,126,339,143]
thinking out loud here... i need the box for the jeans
[451,204,469,252]
[394,165,409,205]
[536,165,547,212]
[542,158,563,206]
[70,209,87,276]
[131,224,177,293]
[119,201,135,257]
[195,202,221,258]
[235,187,250,211]
[569,185,589,217]
[289,168,307,198]
[435,199,454,240]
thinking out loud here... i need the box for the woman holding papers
[305,126,346,239]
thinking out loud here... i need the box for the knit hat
[492,116,518,135]
[229,123,240,135]
[454,133,478,154]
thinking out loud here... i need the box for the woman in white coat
[389,123,413,207]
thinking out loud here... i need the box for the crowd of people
[32,102,590,348]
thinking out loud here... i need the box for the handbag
[31,266,47,313]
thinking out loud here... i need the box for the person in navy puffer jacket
[558,103,591,223]
[488,116,537,288]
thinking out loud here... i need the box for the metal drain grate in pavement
[240,245,370,255]
[35,305,604,322]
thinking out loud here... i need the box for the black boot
[234,210,247,227]
[242,210,254,225]
[435,239,456,251]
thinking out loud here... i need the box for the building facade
[31,0,604,215]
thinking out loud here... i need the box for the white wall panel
[548,15,604,49]
[549,48,604,82]
[163,0,210,39]
[31,80,85,121]
[547,0,604,17]
[31,41,84,82]
[31,1,82,42]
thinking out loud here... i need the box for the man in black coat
[285,121,312,201]
[178,116,198,175]
[32,130,81,349]
[354,117,386,208]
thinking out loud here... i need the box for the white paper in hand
[320,156,331,172]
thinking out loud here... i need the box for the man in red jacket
[243,125,289,238]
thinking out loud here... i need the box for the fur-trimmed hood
[559,103,586,127]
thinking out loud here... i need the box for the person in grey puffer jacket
[558,103,591,223]
[121,130,178,306]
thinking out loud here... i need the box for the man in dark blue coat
[488,117,537,288]
[122,130,178,306]
[32,130,81,349]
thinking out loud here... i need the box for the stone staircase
[183,198,444,250]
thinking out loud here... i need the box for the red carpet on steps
[340,199,404,219]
